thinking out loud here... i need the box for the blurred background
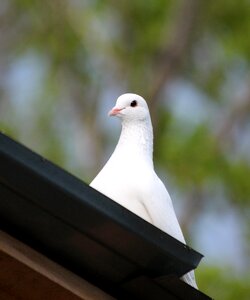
[0,0,250,298]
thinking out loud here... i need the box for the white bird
[90,93,198,289]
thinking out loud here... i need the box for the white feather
[90,93,198,289]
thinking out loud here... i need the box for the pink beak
[108,107,124,116]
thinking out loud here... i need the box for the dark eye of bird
[130,100,137,107]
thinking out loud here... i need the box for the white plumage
[90,93,197,289]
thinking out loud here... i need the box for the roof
[0,132,211,299]
[0,229,114,300]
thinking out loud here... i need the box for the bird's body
[90,93,197,289]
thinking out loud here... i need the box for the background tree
[0,1,250,298]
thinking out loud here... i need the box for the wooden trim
[0,230,114,300]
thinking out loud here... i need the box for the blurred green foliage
[197,266,250,300]
[0,0,250,298]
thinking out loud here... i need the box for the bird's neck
[114,118,154,166]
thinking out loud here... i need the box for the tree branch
[181,81,250,234]
[149,0,203,110]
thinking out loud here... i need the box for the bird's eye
[130,100,137,107]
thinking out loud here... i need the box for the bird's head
[109,93,150,122]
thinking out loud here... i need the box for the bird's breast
[90,161,153,223]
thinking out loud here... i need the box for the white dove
[90,93,198,289]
